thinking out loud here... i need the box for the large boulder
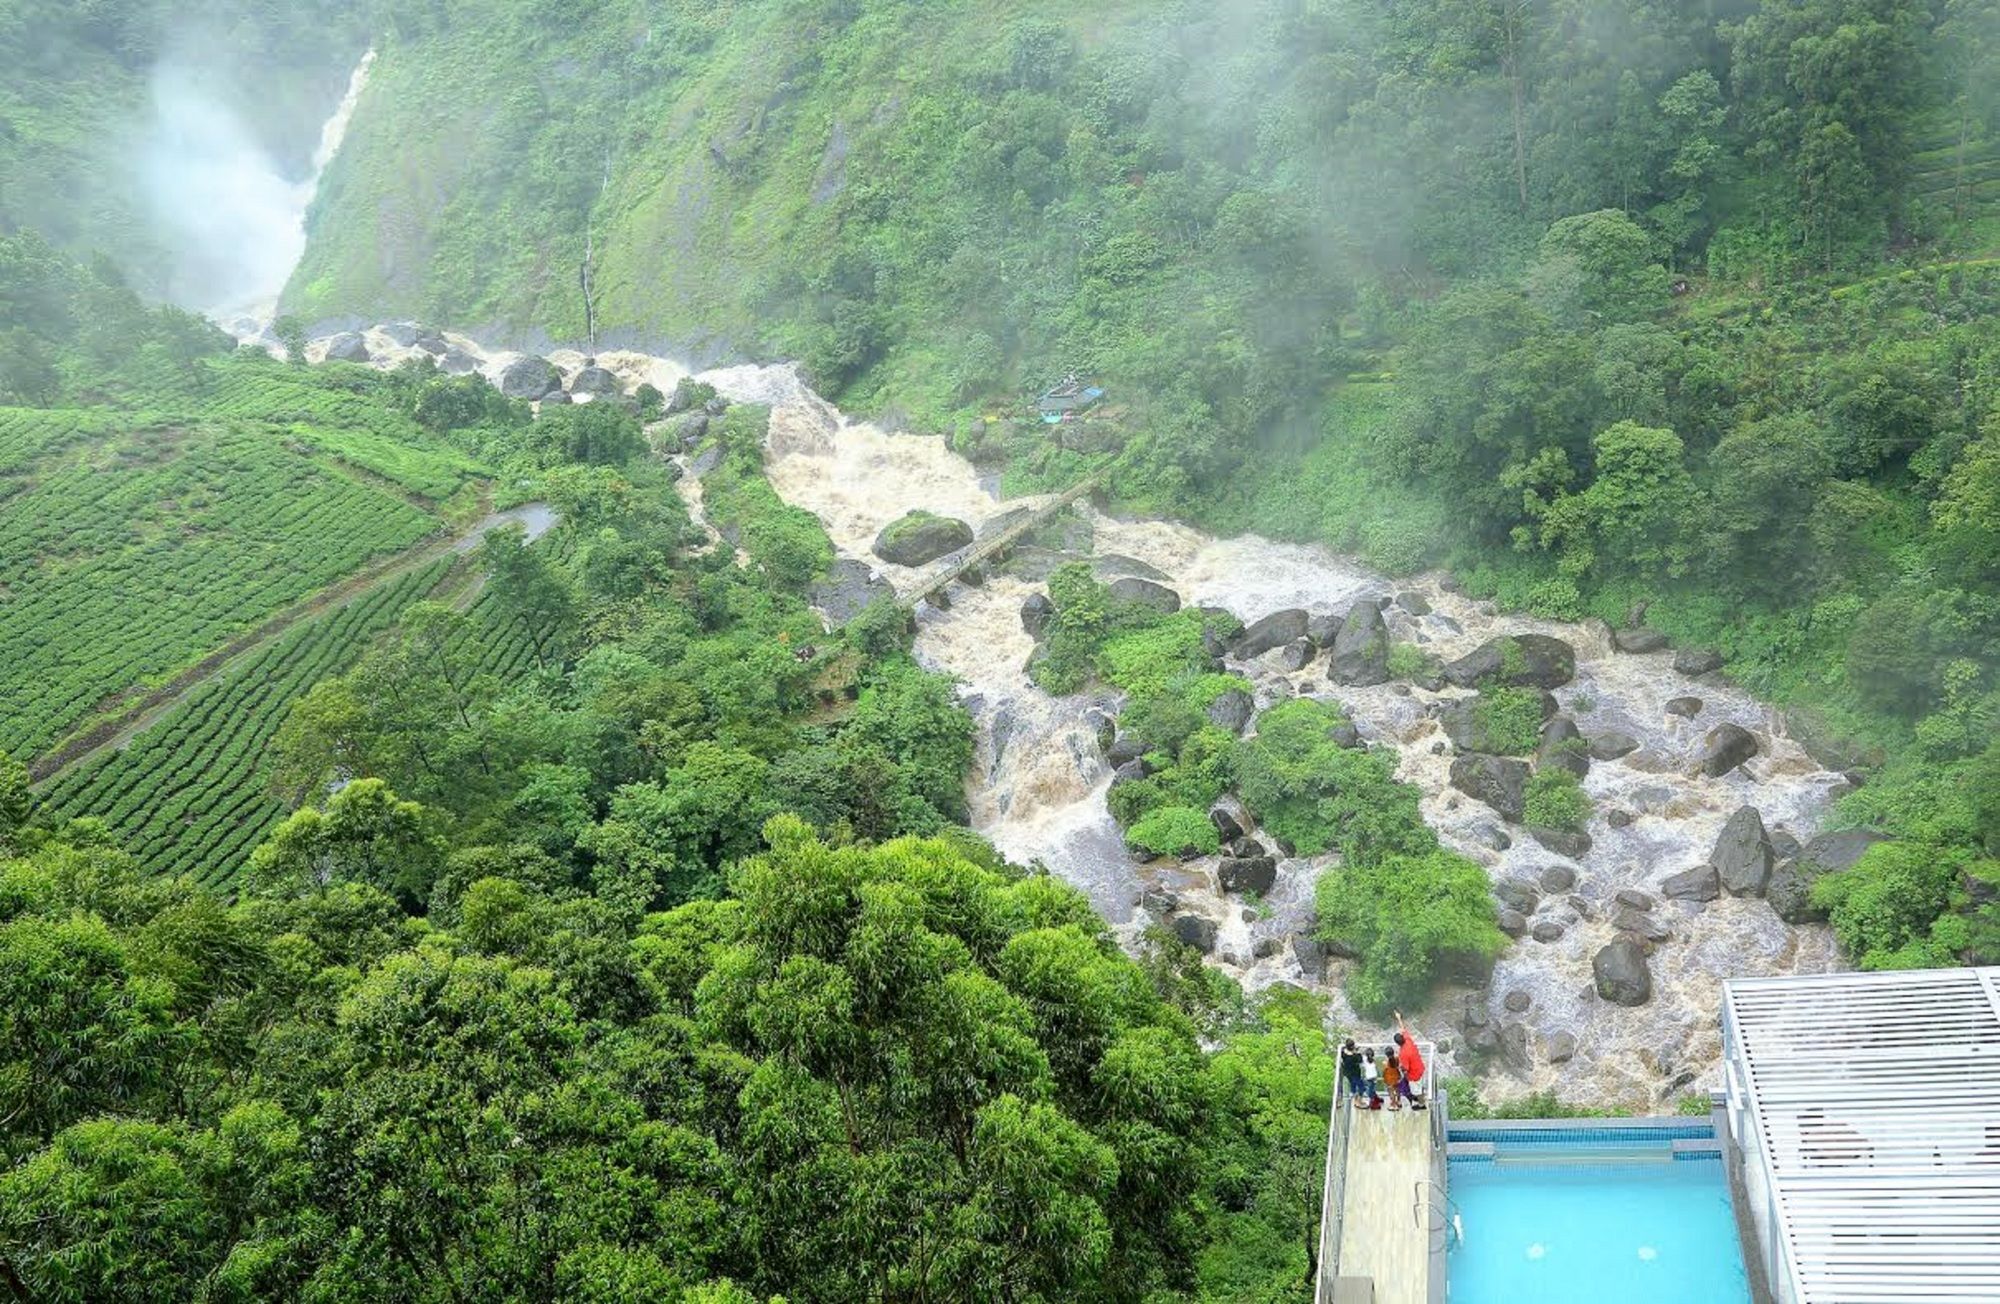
[1528,826,1592,859]
[1674,648,1724,676]
[568,364,623,399]
[1536,716,1590,779]
[1328,599,1390,685]
[1589,731,1641,761]
[1710,805,1774,897]
[807,558,895,626]
[1306,610,1344,647]
[1233,608,1311,659]
[1210,798,1252,844]
[1108,576,1181,614]
[1592,939,1653,1006]
[323,331,370,363]
[1666,696,1704,718]
[1613,627,1669,653]
[1449,755,1530,822]
[1698,723,1760,778]
[1277,639,1314,672]
[1020,591,1056,637]
[1219,856,1278,896]
[1172,915,1218,953]
[1292,935,1326,977]
[873,511,974,567]
[499,354,563,399]
[1661,865,1721,902]
[1205,688,1255,734]
[1494,878,1540,914]
[1444,634,1576,690]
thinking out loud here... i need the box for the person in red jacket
[1393,1012,1426,1110]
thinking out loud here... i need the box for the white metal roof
[1723,966,2000,1304]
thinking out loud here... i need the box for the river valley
[282,325,1850,1110]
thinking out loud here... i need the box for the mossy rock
[872,510,974,566]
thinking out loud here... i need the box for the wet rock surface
[1698,723,1760,777]
[1328,599,1390,685]
[1710,805,1775,897]
[1450,754,1530,821]
[1108,576,1181,613]
[1593,939,1653,1006]
[873,511,974,566]
[1233,608,1310,658]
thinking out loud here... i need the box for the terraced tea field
[0,414,441,759]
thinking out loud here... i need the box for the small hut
[1036,374,1104,424]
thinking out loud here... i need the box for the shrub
[1385,643,1436,681]
[1126,805,1220,858]
[1314,849,1505,1015]
[1810,838,1982,970]
[1471,688,1545,756]
[1234,700,1435,863]
[1523,768,1590,831]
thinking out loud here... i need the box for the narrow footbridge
[896,468,1107,611]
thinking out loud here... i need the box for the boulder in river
[1588,731,1641,761]
[1538,864,1577,893]
[1020,591,1056,637]
[1494,878,1540,914]
[1698,723,1760,778]
[538,389,571,406]
[1106,734,1147,766]
[1531,920,1566,943]
[1233,608,1311,659]
[1292,935,1326,978]
[1396,590,1432,616]
[323,331,370,363]
[1674,648,1725,676]
[1710,805,1775,896]
[873,511,974,567]
[1219,856,1278,896]
[1592,939,1653,1006]
[1661,865,1720,902]
[1444,634,1576,690]
[1546,1031,1578,1064]
[1205,687,1255,734]
[808,558,896,626]
[1210,798,1251,844]
[1449,754,1530,822]
[1091,553,1171,582]
[1615,909,1672,944]
[1307,610,1344,646]
[499,354,563,399]
[1496,908,1529,938]
[1613,627,1669,653]
[1616,889,1654,911]
[1277,639,1314,672]
[1328,599,1390,685]
[1107,576,1181,613]
[1536,716,1590,779]
[1172,915,1218,953]
[1529,826,1592,859]
[569,363,622,398]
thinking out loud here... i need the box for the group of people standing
[1338,1014,1427,1111]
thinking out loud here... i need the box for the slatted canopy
[1723,967,2000,1304]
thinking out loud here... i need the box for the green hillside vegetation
[0,236,1342,1302]
[288,0,2000,972]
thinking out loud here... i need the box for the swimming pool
[1445,1123,1751,1304]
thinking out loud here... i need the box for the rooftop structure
[1036,375,1104,423]
[1722,966,2000,1304]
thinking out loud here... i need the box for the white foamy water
[299,327,1848,1111]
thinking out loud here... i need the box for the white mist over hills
[140,49,374,325]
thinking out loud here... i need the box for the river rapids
[279,329,1845,1111]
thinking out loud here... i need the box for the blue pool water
[1446,1128,1751,1304]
